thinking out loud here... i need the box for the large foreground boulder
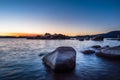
[42,46,76,72]
[96,46,120,59]
[91,35,104,41]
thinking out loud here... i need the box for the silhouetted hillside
[100,31,120,38]
[74,30,120,39]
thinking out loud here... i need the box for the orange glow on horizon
[0,32,100,37]
[0,33,41,37]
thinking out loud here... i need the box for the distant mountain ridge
[99,30,120,38]
[75,30,120,39]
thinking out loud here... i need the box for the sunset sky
[0,0,120,36]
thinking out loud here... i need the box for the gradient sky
[0,0,120,36]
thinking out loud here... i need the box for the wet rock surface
[96,46,120,59]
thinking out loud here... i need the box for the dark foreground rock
[91,35,104,41]
[42,46,76,72]
[96,46,120,59]
[81,50,95,54]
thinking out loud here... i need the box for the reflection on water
[0,39,120,80]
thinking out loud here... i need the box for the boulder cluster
[81,45,120,59]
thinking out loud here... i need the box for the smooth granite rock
[96,46,120,59]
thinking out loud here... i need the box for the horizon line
[0,30,119,37]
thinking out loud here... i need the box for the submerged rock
[39,52,48,57]
[91,35,104,41]
[42,46,76,72]
[79,38,84,41]
[100,45,110,50]
[96,46,120,59]
[81,50,95,54]
[91,45,101,49]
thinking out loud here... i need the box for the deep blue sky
[0,0,120,35]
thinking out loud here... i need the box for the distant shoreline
[0,30,119,40]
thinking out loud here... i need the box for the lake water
[0,39,120,80]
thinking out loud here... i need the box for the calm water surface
[0,39,120,80]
